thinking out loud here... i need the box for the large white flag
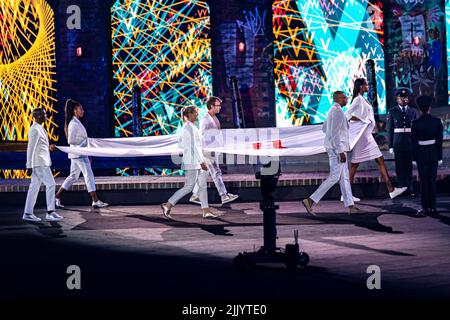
[57,121,368,158]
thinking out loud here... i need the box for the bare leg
[375,157,394,192]
[349,162,360,184]
[90,191,99,202]
[55,187,65,199]
[306,198,314,207]
[165,202,173,209]
[202,207,212,214]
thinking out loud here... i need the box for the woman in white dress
[161,106,221,220]
[346,78,406,199]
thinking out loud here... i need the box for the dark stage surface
[1,197,450,302]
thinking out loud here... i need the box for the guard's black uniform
[387,103,419,194]
[411,114,443,212]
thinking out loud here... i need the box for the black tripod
[234,162,309,270]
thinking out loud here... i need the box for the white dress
[345,94,382,163]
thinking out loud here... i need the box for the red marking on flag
[253,140,287,150]
[273,140,287,149]
[253,142,262,150]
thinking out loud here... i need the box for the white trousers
[168,169,208,209]
[61,157,96,192]
[24,166,56,214]
[310,149,354,207]
[192,155,227,197]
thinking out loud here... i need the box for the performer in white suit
[161,106,222,220]
[190,96,238,205]
[302,91,364,216]
[23,108,63,222]
[55,99,108,208]
[345,78,406,200]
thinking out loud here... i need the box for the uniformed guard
[411,95,443,215]
[387,89,420,196]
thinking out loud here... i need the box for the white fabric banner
[57,121,368,158]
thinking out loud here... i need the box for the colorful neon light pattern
[273,0,385,127]
[0,0,57,179]
[111,0,212,176]
[0,0,57,141]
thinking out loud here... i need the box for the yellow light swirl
[0,0,57,142]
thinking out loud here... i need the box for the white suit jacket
[178,121,204,170]
[200,113,220,132]
[67,117,88,159]
[323,103,350,153]
[26,123,51,168]
[199,112,222,154]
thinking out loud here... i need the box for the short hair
[182,106,197,119]
[206,96,222,109]
[416,95,433,113]
[32,108,45,116]
[333,91,345,101]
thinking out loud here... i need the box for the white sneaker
[22,213,41,222]
[340,195,361,202]
[46,212,63,222]
[221,193,239,204]
[389,187,407,199]
[55,198,64,208]
[161,203,172,219]
[348,206,366,215]
[203,211,223,219]
[189,195,201,205]
[92,200,108,208]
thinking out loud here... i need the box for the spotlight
[76,46,83,57]
[238,41,245,52]
[413,36,420,46]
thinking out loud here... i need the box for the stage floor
[2,170,450,207]
[1,197,450,300]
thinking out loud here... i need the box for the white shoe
[340,195,361,202]
[221,193,239,204]
[348,206,366,215]
[46,212,63,222]
[189,195,201,205]
[22,213,41,222]
[203,211,223,219]
[55,198,64,208]
[161,203,172,219]
[92,200,108,208]
[389,187,407,199]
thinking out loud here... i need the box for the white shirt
[323,103,350,153]
[199,112,221,149]
[26,123,52,168]
[178,121,205,170]
[398,105,408,112]
[67,117,88,159]
[200,112,221,130]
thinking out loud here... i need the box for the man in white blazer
[302,91,364,216]
[190,96,239,205]
[23,108,63,222]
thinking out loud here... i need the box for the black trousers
[417,161,438,211]
[394,150,413,192]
